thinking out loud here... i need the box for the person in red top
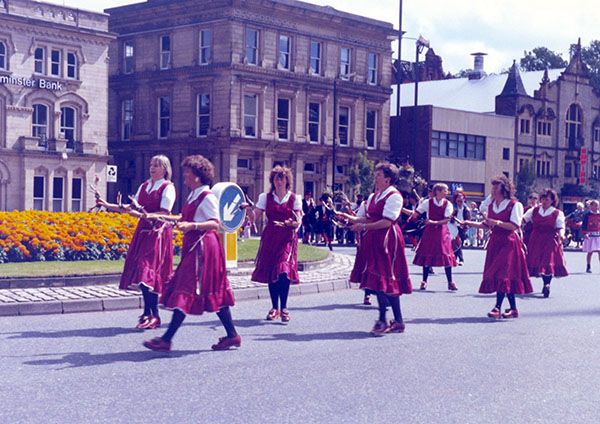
[143,155,239,352]
[338,162,412,336]
[464,175,532,319]
[95,155,175,330]
[248,166,302,323]
[522,192,539,247]
[411,183,458,291]
[522,188,568,297]
[582,199,600,273]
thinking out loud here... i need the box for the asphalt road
[1,249,599,423]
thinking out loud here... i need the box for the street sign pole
[211,182,246,268]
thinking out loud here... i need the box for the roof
[390,68,564,115]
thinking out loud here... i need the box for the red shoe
[266,309,280,321]
[138,315,161,329]
[143,337,171,352]
[487,307,501,319]
[385,320,406,333]
[420,281,427,290]
[211,335,242,351]
[363,294,372,305]
[370,320,388,336]
[136,315,151,329]
[502,309,519,319]
[448,282,458,291]
[281,308,291,323]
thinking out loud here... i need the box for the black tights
[422,266,453,283]
[268,273,291,310]
[140,285,159,318]
[495,292,517,310]
[161,306,237,343]
[376,292,403,323]
[542,275,553,285]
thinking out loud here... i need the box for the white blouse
[256,191,302,211]
[186,185,219,223]
[416,197,453,218]
[356,186,403,221]
[483,198,524,227]
[134,178,176,212]
[523,206,565,229]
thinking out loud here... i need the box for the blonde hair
[151,155,172,181]
[432,182,448,196]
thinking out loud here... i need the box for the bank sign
[0,75,63,91]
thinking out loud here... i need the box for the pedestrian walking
[449,192,471,265]
[338,162,412,335]
[315,193,335,250]
[522,188,568,297]
[464,175,532,319]
[143,155,239,352]
[522,192,539,247]
[411,183,458,291]
[248,165,302,323]
[95,155,175,330]
[582,199,600,273]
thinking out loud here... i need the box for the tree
[520,47,567,72]
[347,152,374,197]
[515,161,537,204]
[577,40,600,92]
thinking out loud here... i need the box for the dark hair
[181,155,214,185]
[269,165,293,192]
[374,161,399,185]
[491,175,516,200]
[539,188,559,207]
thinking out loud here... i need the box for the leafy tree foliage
[515,161,537,204]
[573,40,600,92]
[347,152,374,198]
[520,47,567,71]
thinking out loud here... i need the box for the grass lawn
[0,238,328,278]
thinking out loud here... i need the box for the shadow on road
[407,316,500,325]
[254,331,372,342]
[1,327,141,339]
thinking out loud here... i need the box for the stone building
[105,0,396,209]
[0,0,114,211]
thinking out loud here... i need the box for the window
[340,47,351,79]
[237,158,251,170]
[32,104,49,147]
[502,148,510,160]
[279,35,290,70]
[158,97,170,139]
[124,41,134,74]
[565,162,573,178]
[277,98,290,140]
[197,94,210,137]
[366,110,376,149]
[0,42,6,70]
[593,164,600,180]
[594,126,600,143]
[52,177,64,212]
[338,106,349,146]
[536,158,551,176]
[244,94,257,138]
[72,177,82,212]
[304,163,316,173]
[199,29,211,65]
[310,41,321,75]
[519,158,529,171]
[368,53,378,85]
[246,29,258,65]
[431,130,485,160]
[34,47,45,74]
[336,165,345,175]
[60,107,76,150]
[537,120,551,137]
[308,102,320,143]
[160,35,171,70]
[51,49,61,77]
[33,176,45,211]
[519,118,530,135]
[67,52,77,79]
[565,103,582,148]
[122,99,133,141]
[503,172,510,178]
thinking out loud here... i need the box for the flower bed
[0,210,183,263]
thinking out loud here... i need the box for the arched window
[60,106,76,150]
[32,104,49,148]
[565,103,582,149]
[0,41,6,70]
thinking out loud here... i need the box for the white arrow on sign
[223,194,241,222]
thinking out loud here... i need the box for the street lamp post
[332,78,338,191]
[396,0,403,161]
[412,35,430,165]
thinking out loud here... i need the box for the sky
[43,0,599,75]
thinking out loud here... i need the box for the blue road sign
[211,182,246,232]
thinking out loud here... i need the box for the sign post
[211,182,246,268]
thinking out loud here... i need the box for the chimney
[469,52,487,80]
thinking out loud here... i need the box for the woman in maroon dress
[411,183,458,291]
[95,155,175,329]
[248,166,302,323]
[464,175,532,318]
[143,155,239,352]
[523,188,568,298]
[338,162,412,336]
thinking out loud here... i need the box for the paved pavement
[0,252,354,316]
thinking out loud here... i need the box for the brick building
[105,0,396,208]
[0,0,114,211]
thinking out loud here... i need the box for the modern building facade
[0,0,114,211]
[106,0,396,208]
